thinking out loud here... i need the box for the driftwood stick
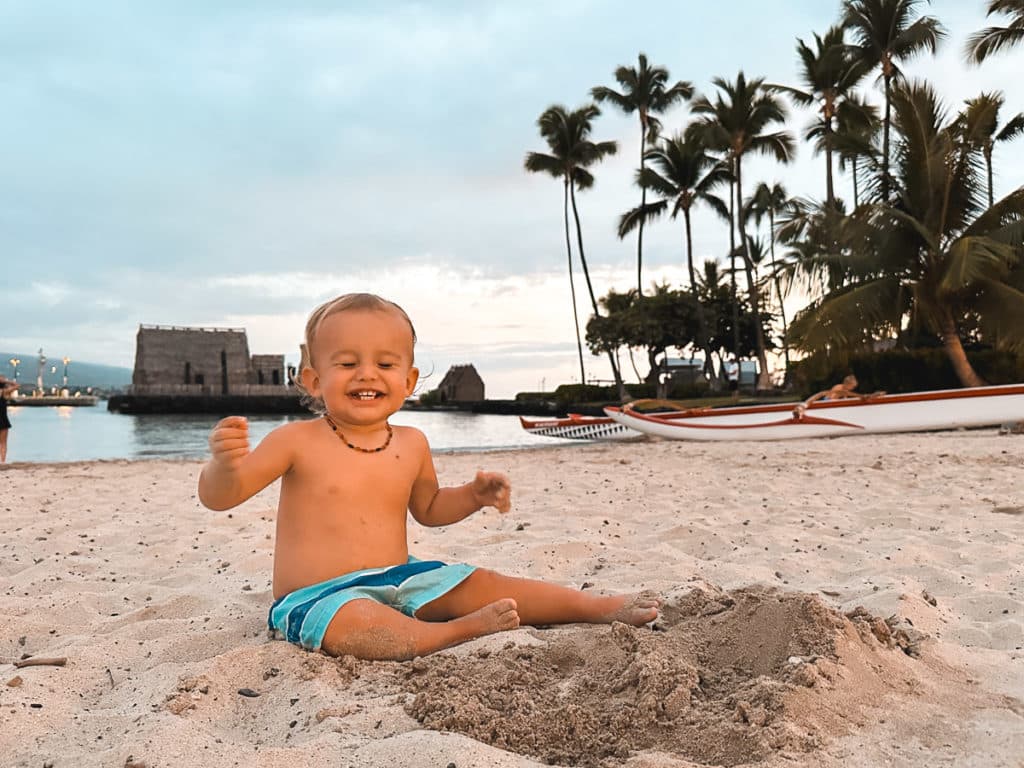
[13,657,67,669]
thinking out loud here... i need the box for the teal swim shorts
[267,556,477,651]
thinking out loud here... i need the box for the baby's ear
[300,366,320,395]
[405,366,419,395]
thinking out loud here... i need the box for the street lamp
[63,356,71,388]
[8,358,19,382]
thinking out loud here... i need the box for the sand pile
[404,586,923,766]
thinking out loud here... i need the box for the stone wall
[132,325,253,395]
[251,354,285,387]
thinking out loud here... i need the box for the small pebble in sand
[237,688,260,697]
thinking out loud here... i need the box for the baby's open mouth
[349,390,384,401]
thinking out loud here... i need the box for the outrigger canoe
[604,384,1024,442]
[519,414,639,441]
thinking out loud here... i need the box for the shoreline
[2,432,1022,766]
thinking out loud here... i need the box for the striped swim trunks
[267,556,477,651]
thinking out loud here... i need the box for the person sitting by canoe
[793,374,885,418]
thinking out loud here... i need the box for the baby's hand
[471,470,511,514]
[209,416,250,469]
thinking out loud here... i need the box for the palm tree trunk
[882,72,892,201]
[938,311,986,387]
[563,181,586,385]
[824,114,835,207]
[728,171,740,357]
[684,208,715,382]
[986,149,994,208]
[734,157,771,390]
[637,120,647,296]
[569,180,625,398]
[768,208,790,373]
[852,156,860,207]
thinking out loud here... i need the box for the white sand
[1,430,1022,767]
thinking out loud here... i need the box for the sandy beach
[2,430,1022,767]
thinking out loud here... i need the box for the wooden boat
[604,384,1024,442]
[519,414,639,441]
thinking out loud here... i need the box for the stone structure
[437,364,484,402]
[130,325,287,395]
[252,354,285,386]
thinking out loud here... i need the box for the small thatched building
[437,364,484,402]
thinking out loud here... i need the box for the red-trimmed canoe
[604,384,1024,442]
[518,414,640,441]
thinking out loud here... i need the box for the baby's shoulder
[263,417,321,445]
[394,424,430,450]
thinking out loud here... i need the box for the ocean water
[1,403,559,463]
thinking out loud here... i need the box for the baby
[198,293,659,660]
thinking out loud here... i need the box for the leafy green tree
[842,0,945,200]
[771,25,872,206]
[592,54,694,294]
[692,72,795,388]
[787,81,1024,387]
[955,91,1024,206]
[524,104,621,391]
[695,260,773,373]
[966,0,1024,64]
[586,284,699,386]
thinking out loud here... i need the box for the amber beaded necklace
[323,415,393,453]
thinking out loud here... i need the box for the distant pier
[107,393,308,415]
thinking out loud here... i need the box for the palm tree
[832,98,882,207]
[692,72,795,389]
[842,0,945,200]
[955,91,1024,207]
[524,104,623,393]
[771,26,872,207]
[617,132,730,379]
[592,54,694,295]
[747,182,794,371]
[966,0,1024,64]
[787,81,1024,387]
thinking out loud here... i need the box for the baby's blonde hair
[295,293,417,414]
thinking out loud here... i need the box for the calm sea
[2,403,559,463]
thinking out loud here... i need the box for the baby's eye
[378,362,395,369]
[336,362,357,368]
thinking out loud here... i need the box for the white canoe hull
[605,384,1024,442]
[519,414,639,441]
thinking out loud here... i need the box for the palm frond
[618,200,669,238]
[971,280,1024,351]
[939,235,1016,293]
[787,275,905,352]
[523,151,563,178]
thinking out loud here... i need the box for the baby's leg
[417,569,659,628]
[321,596,519,661]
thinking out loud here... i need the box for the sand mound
[404,586,923,767]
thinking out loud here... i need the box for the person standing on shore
[725,356,740,401]
[0,377,17,463]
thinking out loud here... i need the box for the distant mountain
[1,352,132,391]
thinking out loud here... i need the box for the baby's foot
[604,593,661,626]
[464,598,520,636]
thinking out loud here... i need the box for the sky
[2,1,1022,397]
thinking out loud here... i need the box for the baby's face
[304,308,418,427]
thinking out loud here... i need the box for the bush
[789,348,1024,397]
[552,384,617,403]
[514,391,556,402]
[418,389,442,406]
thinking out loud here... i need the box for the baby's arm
[407,431,511,527]
[198,416,295,511]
